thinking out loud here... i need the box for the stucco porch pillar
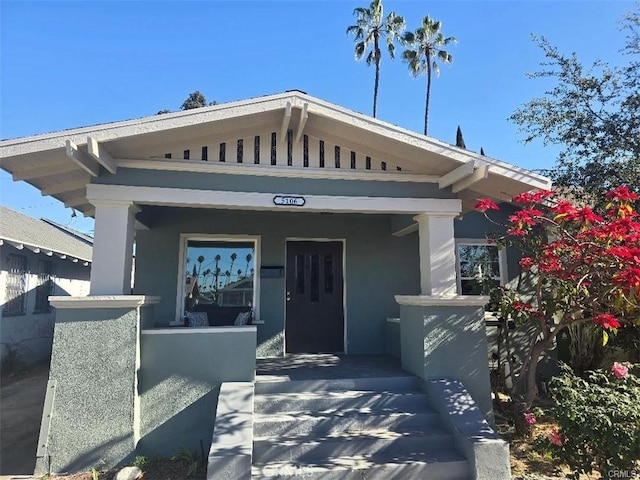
[90,200,139,295]
[414,212,458,296]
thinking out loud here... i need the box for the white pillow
[186,311,208,327]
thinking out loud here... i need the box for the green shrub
[537,362,640,479]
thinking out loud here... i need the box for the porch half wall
[134,208,421,356]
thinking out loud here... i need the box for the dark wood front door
[285,241,344,353]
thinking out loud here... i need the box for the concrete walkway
[0,364,49,477]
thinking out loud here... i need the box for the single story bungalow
[0,91,550,477]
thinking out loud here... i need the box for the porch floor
[255,354,412,381]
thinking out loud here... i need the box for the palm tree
[244,253,253,278]
[402,16,456,135]
[347,0,405,118]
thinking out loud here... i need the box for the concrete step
[253,410,442,437]
[253,428,455,464]
[254,390,430,414]
[254,375,419,394]
[251,451,471,479]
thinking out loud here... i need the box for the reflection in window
[184,240,255,315]
[457,243,502,295]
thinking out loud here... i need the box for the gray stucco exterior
[399,304,493,419]
[138,328,256,457]
[35,306,139,474]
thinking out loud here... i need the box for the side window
[3,254,28,316]
[456,242,505,295]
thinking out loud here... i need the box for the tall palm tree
[347,0,405,118]
[402,16,456,135]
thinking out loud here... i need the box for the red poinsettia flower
[593,313,621,330]
[604,185,639,202]
[519,257,534,269]
[475,198,499,212]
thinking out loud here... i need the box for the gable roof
[0,91,551,215]
[0,206,92,262]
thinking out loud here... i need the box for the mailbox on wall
[260,266,285,278]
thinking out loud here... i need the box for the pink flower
[549,428,563,447]
[611,362,629,379]
[523,412,537,426]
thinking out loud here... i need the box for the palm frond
[355,42,367,60]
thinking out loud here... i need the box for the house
[0,91,551,478]
[0,206,91,365]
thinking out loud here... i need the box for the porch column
[90,200,139,295]
[414,212,458,296]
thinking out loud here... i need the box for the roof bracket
[65,140,99,177]
[452,165,489,193]
[294,102,309,143]
[280,102,292,143]
[87,137,117,174]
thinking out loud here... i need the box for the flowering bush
[537,363,640,479]
[476,186,640,410]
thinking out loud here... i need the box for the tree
[347,0,405,118]
[476,186,640,423]
[509,8,640,207]
[181,90,217,110]
[455,125,466,149]
[402,15,456,135]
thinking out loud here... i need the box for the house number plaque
[273,195,306,207]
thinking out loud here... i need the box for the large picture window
[3,254,28,316]
[456,240,506,295]
[179,236,259,326]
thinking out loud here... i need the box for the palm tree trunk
[373,34,380,118]
[424,54,432,135]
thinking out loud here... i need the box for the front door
[285,241,344,353]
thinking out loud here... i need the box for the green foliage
[538,363,640,479]
[455,125,466,149]
[132,454,148,468]
[510,7,640,208]
[172,447,201,477]
[181,91,217,110]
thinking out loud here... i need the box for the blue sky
[0,0,633,234]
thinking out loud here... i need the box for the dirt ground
[0,363,49,477]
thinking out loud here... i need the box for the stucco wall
[35,307,138,474]
[399,304,493,419]
[138,327,256,457]
[133,208,421,355]
[0,245,90,365]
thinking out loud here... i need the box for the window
[179,236,259,324]
[3,254,27,316]
[34,260,54,313]
[456,241,506,295]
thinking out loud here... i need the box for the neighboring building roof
[0,206,92,262]
[0,90,552,215]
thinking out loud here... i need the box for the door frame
[284,238,347,354]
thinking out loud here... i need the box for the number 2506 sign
[273,195,306,207]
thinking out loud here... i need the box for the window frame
[3,253,28,317]
[174,234,261,326]
[455,239,508,295]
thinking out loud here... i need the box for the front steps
[251,376,472,479]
